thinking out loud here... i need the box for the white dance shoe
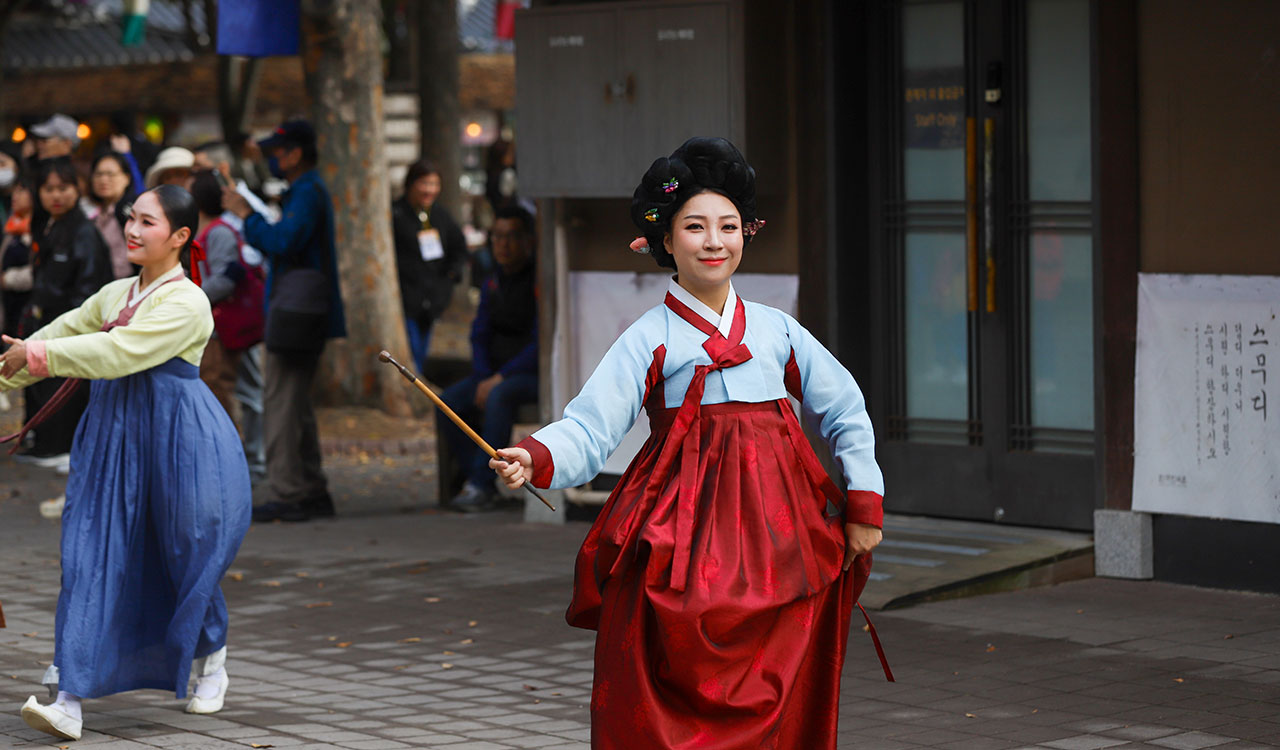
[21,695,83,740]
[186,668,229,714]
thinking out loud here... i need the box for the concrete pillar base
[1094,509,1153,579]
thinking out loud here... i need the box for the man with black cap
[223,119,346,522]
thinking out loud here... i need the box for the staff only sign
[1133,274,1278,524]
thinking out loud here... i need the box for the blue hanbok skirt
[54,358,252,699]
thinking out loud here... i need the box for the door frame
[852,0,1104,530]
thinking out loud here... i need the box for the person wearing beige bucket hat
[144,147,195,189]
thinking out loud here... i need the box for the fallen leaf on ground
[1224,634,1234,639]
[1173,677,1184,683]
[22,632,37,637]
[317,582,325,589]
[964,713,977,718]
[460,638,474,645]
[424,597,441,603]
[262,580,281,587]
[523,684,539,691]
[305,602,332,609]
[226,572,245,582]
[442,650,456,656]
[394,665,410,671]
[399,637,421,643]
[468,620,478,627]
[441,663,454,669]
[327,636,338,641]
[985,644,997,653]
[336,642,352,648]
[295,572,310,578]
[250,744,275,749]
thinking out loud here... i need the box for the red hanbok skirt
[567,399,873,749]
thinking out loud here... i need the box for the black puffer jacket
[22,206,114,335]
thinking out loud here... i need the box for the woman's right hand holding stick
[490,447,533,490]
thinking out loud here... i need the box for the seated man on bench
[439,206,538,512]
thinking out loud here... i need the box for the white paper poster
[1132,273,1278,524]
[561,272,799,475]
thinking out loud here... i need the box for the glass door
[872,0,1097,529]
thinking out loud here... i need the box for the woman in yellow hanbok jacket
[1,185,252,741]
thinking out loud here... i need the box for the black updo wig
[149,184,199,274]
[629,136,758,271]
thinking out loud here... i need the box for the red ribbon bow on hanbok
[650,292,752,592]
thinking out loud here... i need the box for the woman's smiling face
[663,190,743,296]
[124,191,186,267]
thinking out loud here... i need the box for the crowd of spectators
[1,113,540,519]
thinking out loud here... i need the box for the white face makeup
[124,192,187,269]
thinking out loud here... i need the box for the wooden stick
[378,350,555,511]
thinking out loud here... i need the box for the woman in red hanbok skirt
[492,137,886,749]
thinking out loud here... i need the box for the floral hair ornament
[644,208,659,223]
[629,236,650,254]
[744,218,767,238]
[661,178,679,193]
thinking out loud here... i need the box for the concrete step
[862,513,1094,610]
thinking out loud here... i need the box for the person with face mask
[221,119,346,523]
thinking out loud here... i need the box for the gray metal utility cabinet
[515,0,751,197]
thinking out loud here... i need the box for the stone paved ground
[2,416,1280,748]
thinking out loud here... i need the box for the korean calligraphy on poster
[1133,274,1278,524]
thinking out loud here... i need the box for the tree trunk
[415,0,462,218]
[301,0,413,417]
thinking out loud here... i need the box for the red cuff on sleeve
[845,490,884,528]
[26,340,49,378]
[515,435,554,489]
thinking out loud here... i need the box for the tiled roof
[4,0,203,71]
[3,0,515,73]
